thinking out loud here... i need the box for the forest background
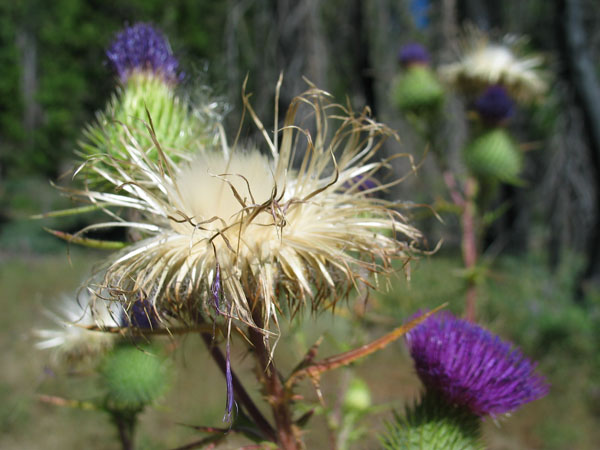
[1,0,600,449]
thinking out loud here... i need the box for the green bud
[379,390,484,450]
[343,377,372,413]
[100,344,171,412]
[393,66,444,112]
[79,73,216,185]
[463,128,522,184]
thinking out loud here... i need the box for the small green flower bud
[100,344,171,412]
[343,377,372,414]
[392,66,444,112]
[463,128,522,183]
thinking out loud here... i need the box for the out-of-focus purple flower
[405,311,549,417]
[106,23,181,83]
[343,174,378,195]
[474,85,515,124]
[398,43,430,66]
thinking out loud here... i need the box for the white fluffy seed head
[71,84,422,336]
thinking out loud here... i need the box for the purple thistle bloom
[405,311,549,417]
[106,23,181,83]
[474,85,515,124]
[398,43,430,66]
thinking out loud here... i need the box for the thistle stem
[462,177,478,322]
[443,172,479,321]
[111,411,137,450]
[249,311,300,450]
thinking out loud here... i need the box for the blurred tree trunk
[558,0,600,296]
[16,28,41,150]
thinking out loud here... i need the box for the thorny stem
[249,310,300,450]
[197,319,277,443]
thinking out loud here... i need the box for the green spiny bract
[379,390,484,450]
[100,343,171,413]
[78,73,216,186]
[463,127,522,184]
[393,66,444,113]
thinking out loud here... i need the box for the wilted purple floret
[474,85,514,124]
[106,23,181,83]
[405,311,549,416]
[120,298,160,329]
[398,43,430,66]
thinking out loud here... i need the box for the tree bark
[558,0,600,296]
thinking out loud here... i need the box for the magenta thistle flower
[398,43,430,66]
[405,311,549,416]
[474,85,514,124]
[106,23,181,83]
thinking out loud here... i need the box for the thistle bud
[393,45,444,113]
[100,344,171,412]
[463,128,523,183]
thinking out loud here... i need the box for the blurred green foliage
[0,0,227,181]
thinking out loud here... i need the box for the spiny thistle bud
[343,377,372,414]
[380,391,484,450]
[392,65,444,112]
[79,23,219,185]
[100,344,171,412]
[398,43,430,67]
[463,128,523,183]
[405,311,549,417]
[474,85,515,125]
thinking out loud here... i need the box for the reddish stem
[443,172,479,321]
[249,311,300,450]
[462,177,478,321]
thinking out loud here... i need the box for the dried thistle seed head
[439,27,547,102]
[71,83,421,336]
[35,291,119,365]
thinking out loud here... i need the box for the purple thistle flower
[474,85,515,124]
[405,311,549,417]
[398,43,430,66]
[106,23,181,83]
